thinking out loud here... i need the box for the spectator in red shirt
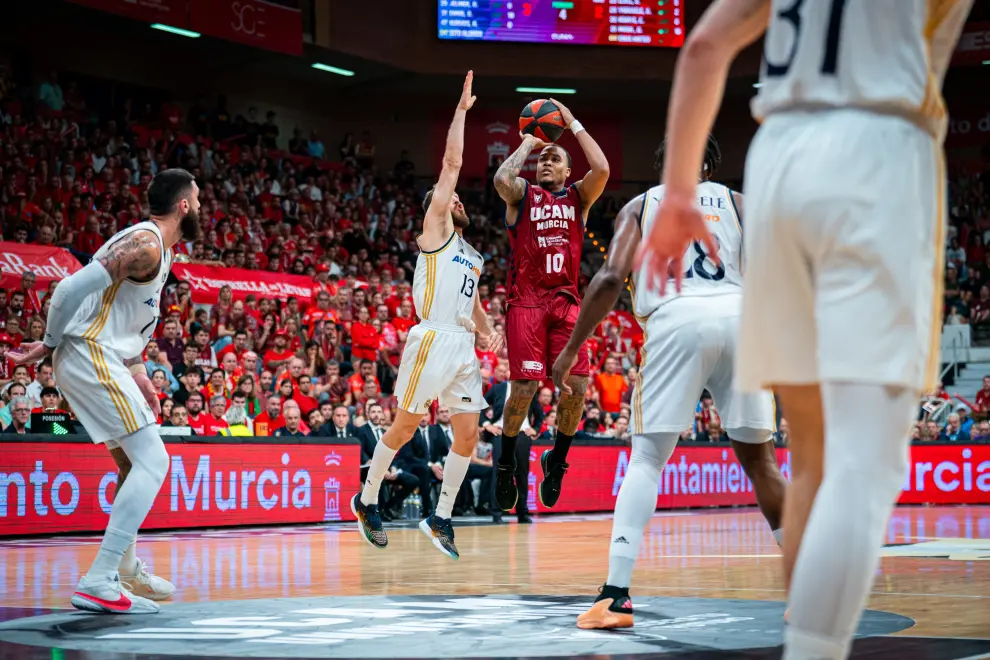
[348,359,379,396]
[391,298,416,337]
[19,272,41,317]
[975,377,990,412]
[263,329,294,373]
[185,392,208,435]
[350,305,379,362]
[204,395,231,435]
[302,290,339,337]
[254,394,285,437]
[475,334,499,372]
[217,330,249,363]
[277,356,306,390]
[294,374,319,417]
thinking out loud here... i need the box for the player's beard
[452,207,470,229]
[180,209,203,241]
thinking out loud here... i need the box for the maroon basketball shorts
[506,295,590,381]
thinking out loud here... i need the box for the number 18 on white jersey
[631,182,744,320]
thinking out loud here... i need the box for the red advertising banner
[0,242,81,292]
[953,22,990,65]
[0,443,359,536]
[434,110,623,184]
[189,0,303,56]
[172,263,314,306]
[67,0,188,26]
[1,442,985,536]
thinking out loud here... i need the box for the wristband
[129,364,147,377]
[569,119,585,135]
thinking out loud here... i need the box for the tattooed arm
[97,230,163,284]
[494,135,542,227]
[12,229,162,365]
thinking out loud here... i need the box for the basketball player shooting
[552,135,787,630]
[12,168,202,613]
[492,100,609,513]
[351,72,501,560]
[637,1,973,657]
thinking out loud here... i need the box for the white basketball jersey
[752,0,973,139]
[63,222,172,358]
[632,182,743,320]
[413,232,483,327]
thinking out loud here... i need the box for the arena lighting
[150,23,200,38]
[516,86,577,95]
[312,63,355,77]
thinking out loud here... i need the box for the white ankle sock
[119,539,139,574]
[88,526,133,580]
[773,528,783,547]
[436,451,470,519]
[361,442,397,506]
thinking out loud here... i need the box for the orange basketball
[518,99,566,143]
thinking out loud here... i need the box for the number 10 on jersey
[546,253,564,274]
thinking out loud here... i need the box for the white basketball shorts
[631,294,775,441]
[738,108,942,393]
[393,321,486,416]
[53,337,157,445]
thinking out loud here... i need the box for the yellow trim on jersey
[419,232,456,255]
[924,145,946,391]
[723,187,742,233]
[400,330,437,411]
[82,282,122,341]
[633,327,648,433]
[920,0,962,121]
[85,339,139,434]
[770,392,778,433]
[421,255,437,321]
[627,279,650,325]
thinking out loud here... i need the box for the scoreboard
[437,0,684,48]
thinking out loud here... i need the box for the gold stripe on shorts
[634,327,648,433]
[924,145,947,391]
[86,339,139,434]
[401,330,437,411]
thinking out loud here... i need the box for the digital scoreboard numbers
[437,0,684,48]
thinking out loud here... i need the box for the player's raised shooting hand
[635,190,719,296]
[549,98,575,126]
[552,347,579,396]
[459,70,477,111]
[9,341,53,366]
[519,131,549,151]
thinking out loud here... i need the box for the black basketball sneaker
[538,449,569,508]
[419,515,459,560]
[495,459,518,511]
[577,585,634,630]
[351,494,388,549]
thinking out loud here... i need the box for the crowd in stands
[0,69,987,458]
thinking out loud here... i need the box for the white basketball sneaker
[119,558,175,601]
[71,573,160,614]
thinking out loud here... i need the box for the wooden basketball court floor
[0,505,987,659]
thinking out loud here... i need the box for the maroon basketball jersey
[507,183,583,307]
